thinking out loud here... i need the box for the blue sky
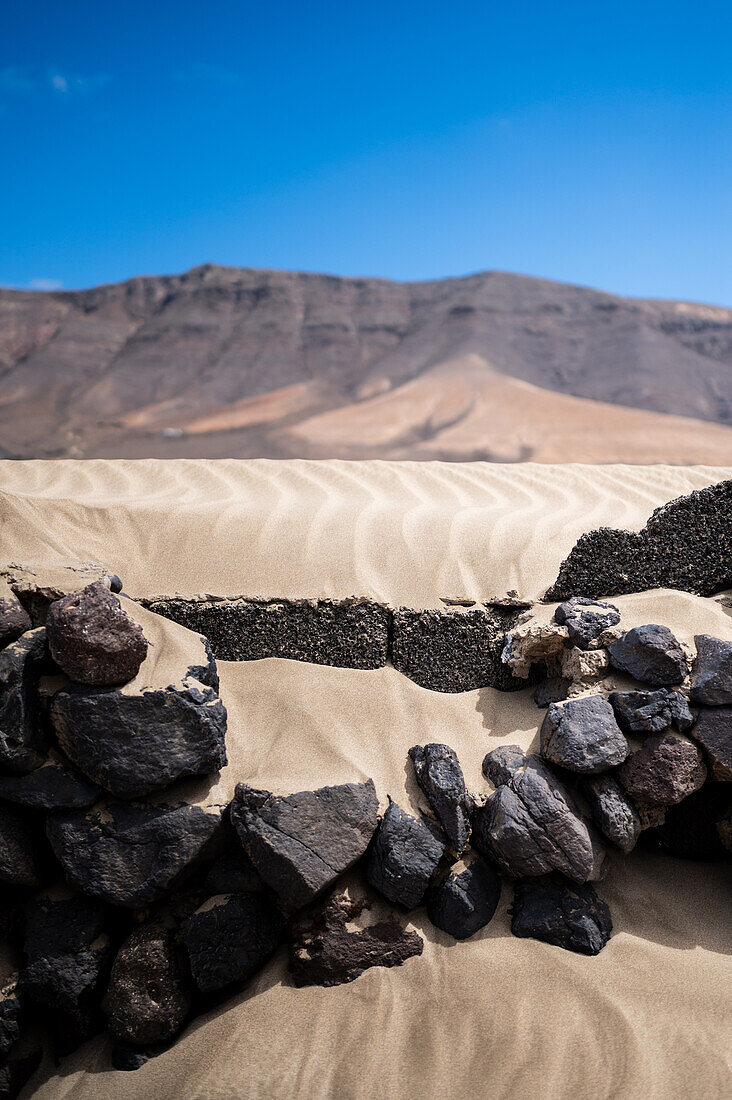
[2,1,732,303]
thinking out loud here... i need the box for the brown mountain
[1,264,732,462]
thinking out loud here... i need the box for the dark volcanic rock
[609,688,694,735]
[203,848,264,895]
[646,783,732,861]
[545,480,732,601]
[0,974,22,1061]
[366,800,446,908]
[540,695,629,774]
[475,746,603,883]
[426,858,501,939]
[618,735,707,805]
[231,780,379,911]
[143,596,389,669]
[0,806,41,888]
[582,774,641,853]
[408,743,472,852]
[46,581,147,685]
[46,799,224,908]
[0,582,32,649]
[0,1031,43,1099]
[510,878,612,955]
[533,676,571,707]
[104,923,192,1045]
[691,707,732,780]
[608,625,688,686]
[690,634,732,705]
[182,892,282,994]
[554,596,620,648]
[391,606,525,693]
[0,750,99,812]
[51,679,227,799]
[0,628,48,774]
[289,888,423,987]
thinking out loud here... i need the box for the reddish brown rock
[46,581,147,685]
[618,735,707,805]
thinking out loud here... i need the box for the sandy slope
[1,460,731,1100]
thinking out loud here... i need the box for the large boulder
[690,635,732,705]
[104,923,192,1046]
[408,743,472,852]
[554,597,620,649]
[288,887,423,987]
[426,858,501,940]
[46,581,147,686]
[231,780,379,911]
[618,735,707,805]
[691,707,732,781]
[540,695,629,774]
[510,877,612,955]
[582,774,641,853]
[0,749,99,812]
[0,805,41,888]
[474,746,604,883]
[609,688,694,735]
[181,892,283,994]
[0,628,48,774]
[608,625,688,686]
[366,800,446,908]
[0,581,32,649]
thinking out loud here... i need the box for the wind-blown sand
[1,460,730,1100]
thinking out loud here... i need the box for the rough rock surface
[0,806,41,888]
[104,923,192,1045]
[501,619,568,679]
[392,606,524,692]
[143,596,389,670]
[51,679,227,798]
[0,1031,43,1099]
[582,775,641,853]
[533,676,571,707]
[510,878,612,955]
[289,888,423,987]
[0,628,48,774]
[46,582,148,685]
[690,707,732,781]
[0,974,22,1061]
[0,581,32,649]
[0,750,100,812]
[47,800,225,908]
[426,858,501,940]
[545,479,732,600]
[202,848,264,895]
[618,735,707,805]
[1,561,121,626]
[554,596,620,648]
[231,780,379,911]
[609,688,694,735]
[608,625,688,686]
[182,892,283,994]
[366,801,446,908]
[408,743,472,852]
[475,747,603,882]
[559,645,611,696]
[646,783,732,861]
[540,696,629,774]
[690,634,732,705]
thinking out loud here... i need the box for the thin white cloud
[28,278,64,291]
[48,70,111,95]
[0,66,111,99]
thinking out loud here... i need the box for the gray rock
[540,695,629,774]
[182,892,283,994]
[582,775,641,853]
[533,676,570,707]
[51,679,227,799]
[690,707,732,781]
[104,923,192,1046]
[426,858,501,940]
[231,780,379,911]
[554,596,620,648]
[0,628,48,774]
[46,799,225,908]
[608,625,688,686]
[0,805,41,888]
[0,750,100,812]
[288,887,423,987]
[618,735,707,805]
[690,634,732,705]
[366,800,446,908]
[408,743,472,852]
[510,878,612,955]
[46,581,148,685]
[609,688,694,735]
[0,582,31,650]
[0,974,22,1061]
[474,747,603,883]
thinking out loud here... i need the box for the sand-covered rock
[510,878,612,955]
[540,696,629,774]
[181,893,282,994]
[408,743,472,852]
[0,628,48,774]
[46,581,147,685]
[1,561,122,626]
[366,801,446,908]
[608,625,688,686]
[426,858,501,940]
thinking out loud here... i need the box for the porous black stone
[582,774,641,853]
[46,581,148,685]
[645,783,732,861]
[142,597,389,670]
[0,583,31,649]
[203,847,264,895]
[691,707,732,780]
[231,780,379,911]
[408,743,472,852]
[104,923,192,1045]
[182,892,283,994]
[426,858,501,940]
[533,676,571,708]
[545,479,732,601]
[609,688,694,735]
[540,695,629,774]
[366,800,446,909]
[0,806,41,888]
[690,634,732,705]
[0,975,22,1061]
[0,628,48,774]
[608,625,688,686]
[0,750,100,812]
[554,596,620,648]
[510,877,612,955]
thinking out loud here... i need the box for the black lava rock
[426,858,501,939]
[0,628,48,774]
[533,676,571,708]
[582,774,641,853]
[691,707,732,780]
[554,596,620,648]
[203,847,264,895]
[0,750,100,812]
[366,800,446,908]
[690,634,732,705]
[288,888,423,987]
[408,743,472,852]
[0,974,22,1061]
[618,735,707,805]
[46,581,148,685]
[0,806,41,888]
[540,695,629,774]
[645,783,732,861]
[0,582,32,650]
[104,923,192,1046]
[51,679,227,799]
[510,877,612,955]
[231,779,379,911]
[609,688,694,735]
[182,892,282,994]
[608,625,688,686]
